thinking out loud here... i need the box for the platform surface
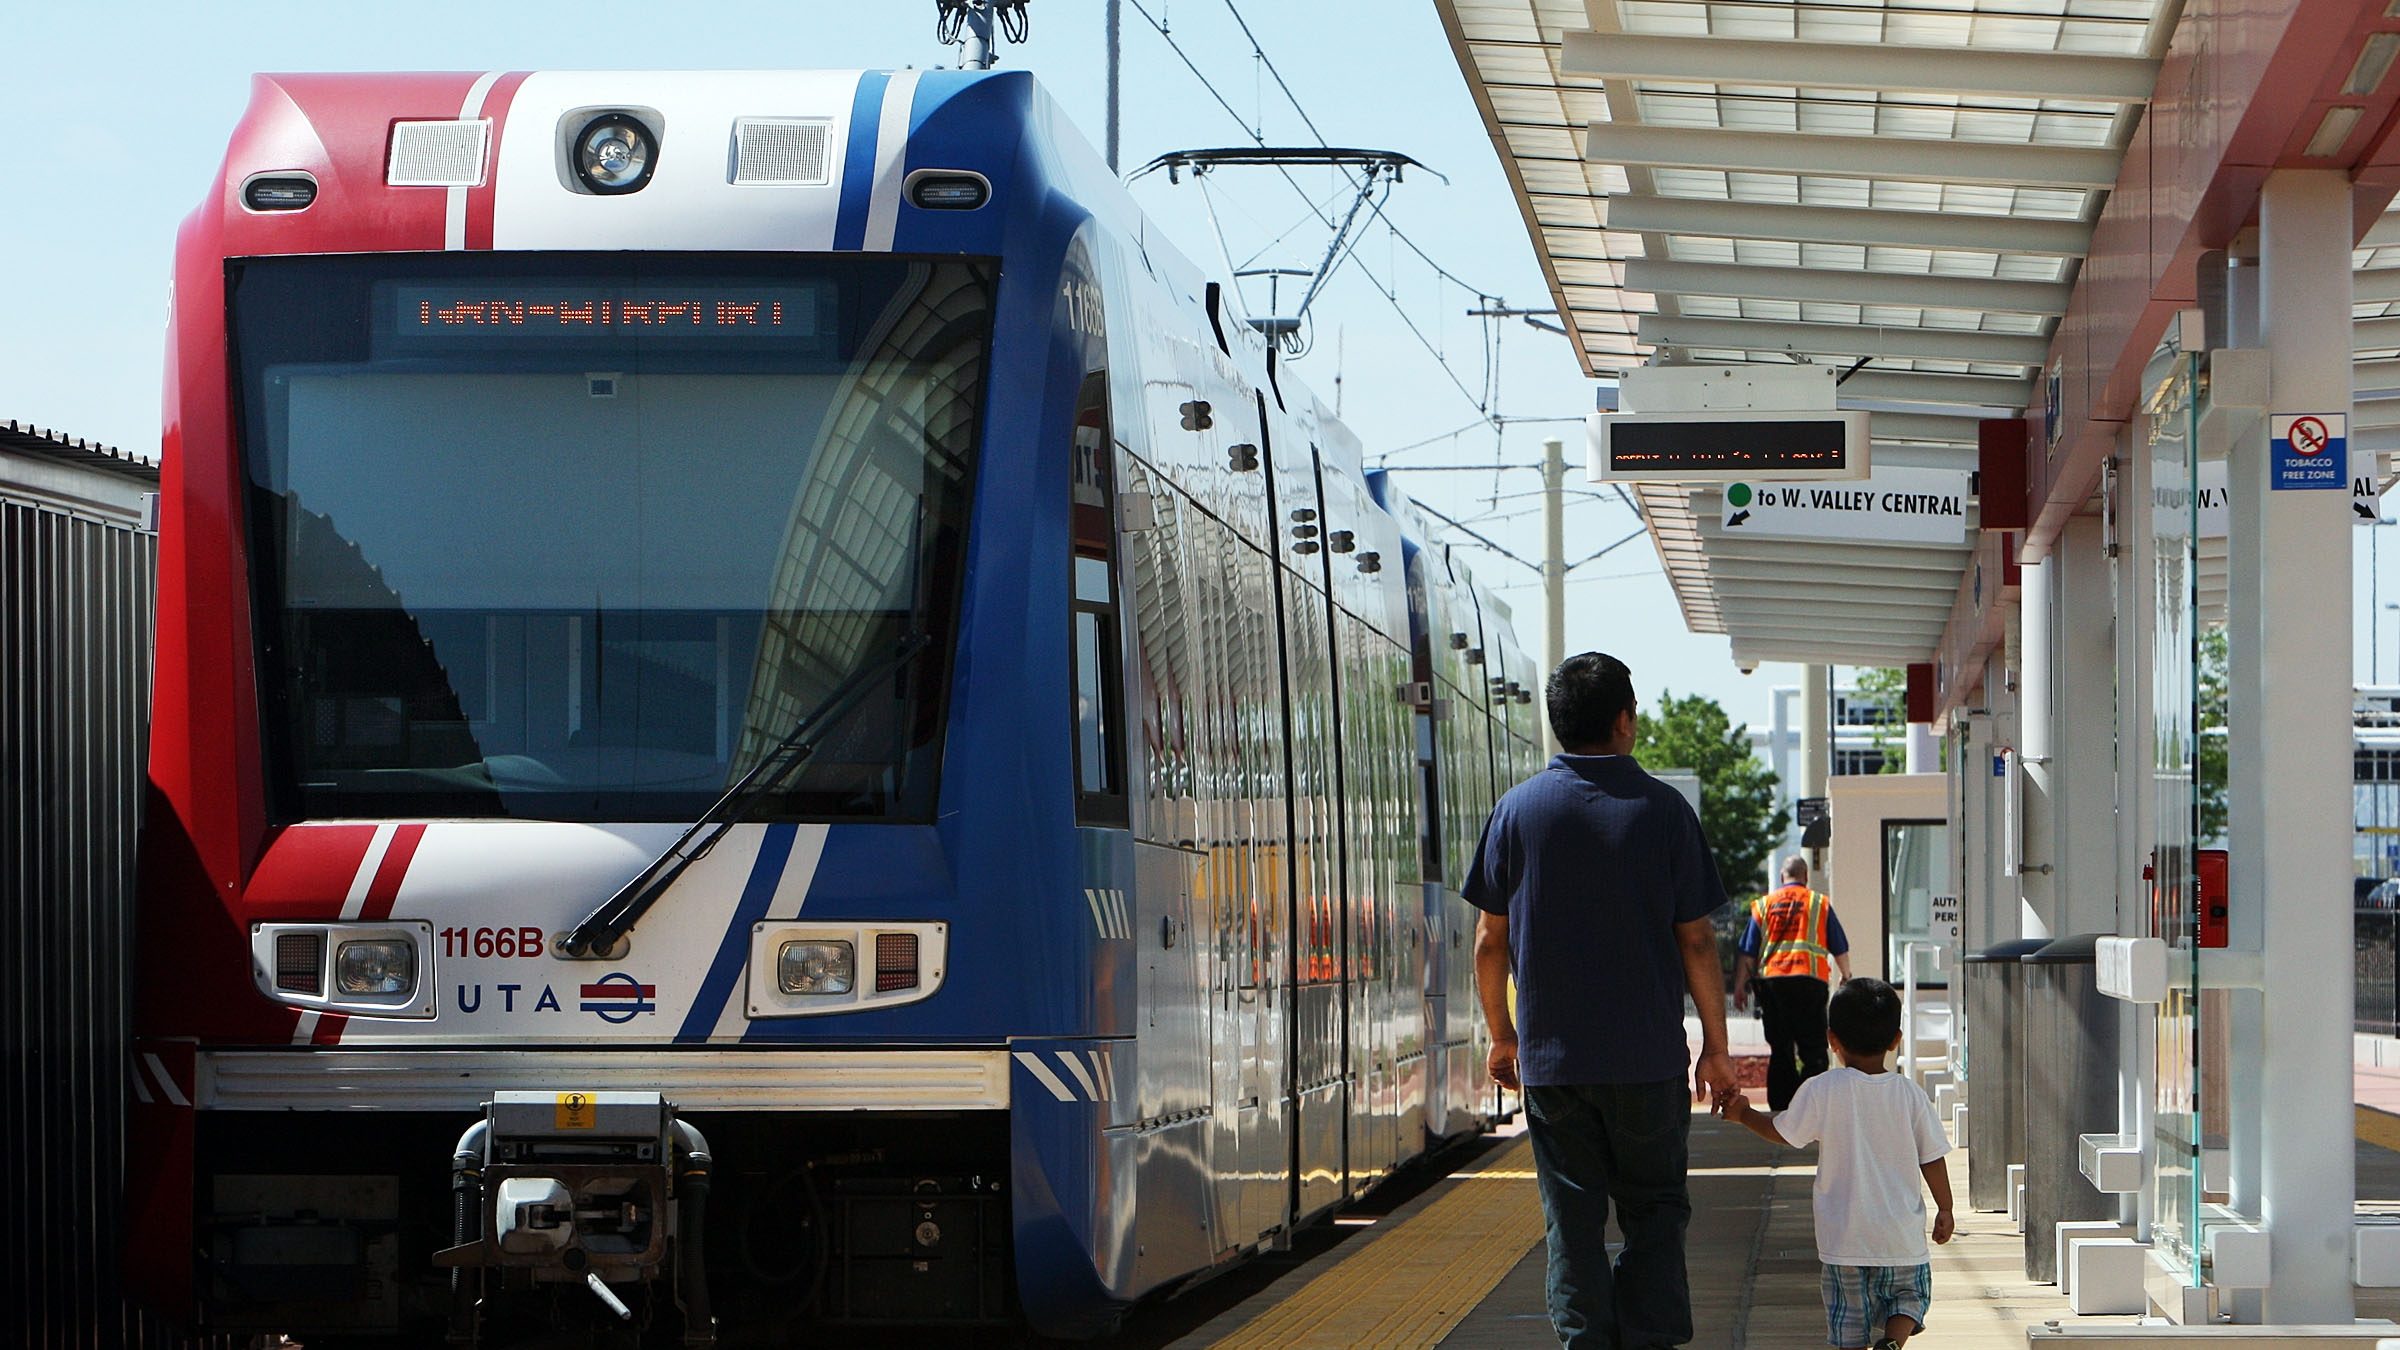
[1113,1110,2085,1349]
[1085,1059,2400,1348]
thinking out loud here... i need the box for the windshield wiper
[554,630,931,959]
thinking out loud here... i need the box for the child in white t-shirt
[1722,976,1955,1350]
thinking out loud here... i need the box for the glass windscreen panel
[2146,346,2205,1279]
[232,254,993,821]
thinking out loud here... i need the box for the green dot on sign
[1727,483,1752,507]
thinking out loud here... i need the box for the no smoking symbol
[2291,416,2332,456]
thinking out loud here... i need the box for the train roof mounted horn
[1130,147,1443,357]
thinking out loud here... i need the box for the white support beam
[1714,580,1962,609]
[1561,30,2159,102]
[1692,536,1973,569]
[2247,167,2356,1324]
[1639,314,2052,365]
[1624,258,2071,315]
[1604,193,2094,257]
[2365,213,2400,248]
[2357,315,2400,351]
[2359,269,2400,305]
[1704,561,1969,590]
[1868,411,1987,443]
[2358,359,2400,395]
[1868,446,1983,471]
[1732,637,1941,663]
[1586,122,2121,189]
[1725,605,1953,632]
[1837,367,2037,409]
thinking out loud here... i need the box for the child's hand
[1719,1090,1751,1119]
[1932,1208,1954,1245]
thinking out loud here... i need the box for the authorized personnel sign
[1929,893,1961,947]
[2269,412,2347,490]
[1719,465,1970,544]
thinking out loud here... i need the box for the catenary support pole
[960,1,997,69]
[2248,168,2356,1324]
[1105,0,1122,173]
[1542,437,1566,756]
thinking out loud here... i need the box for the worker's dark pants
[1757,974,1830,1110]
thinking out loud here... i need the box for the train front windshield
[232,254,993,822]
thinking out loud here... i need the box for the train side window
[1070,363,1129,824]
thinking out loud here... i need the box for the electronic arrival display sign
[1587,410,1872,482]
[378,281,833,350]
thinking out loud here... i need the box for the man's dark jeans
[1523,1079,1693,1349]
[1756,974,1830,1110]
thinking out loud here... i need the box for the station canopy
[1434,0,2400,667]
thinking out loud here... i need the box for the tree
[1852,666,1908,774]
[2197,625,2229,845]
[1635,690,1792,902]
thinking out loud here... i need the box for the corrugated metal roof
[1435,0,2182,665]
[0,420,160,484]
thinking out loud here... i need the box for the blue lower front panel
[1010,1036,1215,1337]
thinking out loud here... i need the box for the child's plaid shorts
[1820,1261,1932,1348]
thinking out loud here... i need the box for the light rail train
[128,66,1542,1343]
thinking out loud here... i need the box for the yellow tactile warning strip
[1206,1136,1545,1349]
[2359,1103,2400,1155]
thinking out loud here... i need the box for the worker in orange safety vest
[1730,856,1854,1109]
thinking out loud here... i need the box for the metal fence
[0,489,200,1348]
[2364,908,2399,1038]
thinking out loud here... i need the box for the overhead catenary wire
[1122,0,1496,415]
[1126,0,1625,597]
[1216,0,1500,300]
[1406,498,1541,573]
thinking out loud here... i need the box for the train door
[1189,510,1247,1251]
[1235,536,1290,1245]
[1283,443,1343,1223]
[1334,599,1394,1185]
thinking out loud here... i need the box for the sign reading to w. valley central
[1719,465,1970,545]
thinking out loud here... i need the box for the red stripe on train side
[240,824,383,922]
[466,71,533,250]
[357,823,428,924]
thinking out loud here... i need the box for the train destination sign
[385,284,826,342]
[1588,409,1871,482]
[1718,465,1971,544]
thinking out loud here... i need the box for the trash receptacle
[2020,934,2122,1283]
[1962,938,2048,1213]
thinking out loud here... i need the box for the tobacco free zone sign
[2270,413,2348,491]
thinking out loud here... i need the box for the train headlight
[777,940,856,996]
[335,938,416,997]
[573,113,657,195]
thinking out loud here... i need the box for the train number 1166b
[440,926,544,959]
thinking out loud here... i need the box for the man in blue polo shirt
[1468,651,1736,1350]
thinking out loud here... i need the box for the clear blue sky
[43,2,2390,725]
